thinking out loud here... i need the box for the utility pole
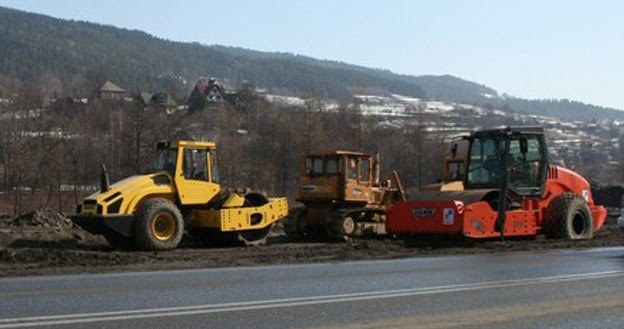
[416,104,423,189]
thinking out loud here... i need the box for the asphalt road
[1,247,624,329]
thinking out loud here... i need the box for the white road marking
[1,270,623,328]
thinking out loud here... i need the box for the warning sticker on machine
[443,208,454,225]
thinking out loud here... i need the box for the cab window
[153,148,177,175]
[209,149,219,183]
[183,149,208,181]
[326,157,342,175]
[508,136,543,188]
[305,157,323,176]
[359,158,370,183]
[447,160,466,181]
[466,136,505,187]
[347,156,358,181]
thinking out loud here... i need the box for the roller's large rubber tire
[134,198,184,250]
[543,192,594,240]
[102,231,134,250]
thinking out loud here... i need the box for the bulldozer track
[282,207,307,239]
[326,208,387,240]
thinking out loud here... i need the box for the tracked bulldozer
[283,151,405,240]
[71,140,288,250]
[387,126,607,240]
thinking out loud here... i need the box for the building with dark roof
[187,78,238,112]
[140,92,178,113]
[97,81,126,100]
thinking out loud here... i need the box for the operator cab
[300,151,375,203]
[303,152,373,183]
[153,141,222,205]
[465,127,549,198]
[153,141,220,183]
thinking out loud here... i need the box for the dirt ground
[1,210,623,278]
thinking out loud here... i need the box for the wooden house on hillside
[187,78,238,112]
[97,81,126,101]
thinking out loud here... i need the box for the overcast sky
[1,0,623,110]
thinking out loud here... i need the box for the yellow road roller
[71,140,288,250]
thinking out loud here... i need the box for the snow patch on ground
[264,95,306,107]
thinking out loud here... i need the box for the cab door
[344,155,370,203]
[174,147,220,205]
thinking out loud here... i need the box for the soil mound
[8,209,73,228]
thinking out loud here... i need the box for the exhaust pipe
[100,163,110,192]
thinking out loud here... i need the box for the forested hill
[0,6,622,121]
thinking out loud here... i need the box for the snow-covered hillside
[261,91,624,177]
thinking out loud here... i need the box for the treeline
[0,82,448,216]
[1,6,620,122]
[0,6,427,101]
